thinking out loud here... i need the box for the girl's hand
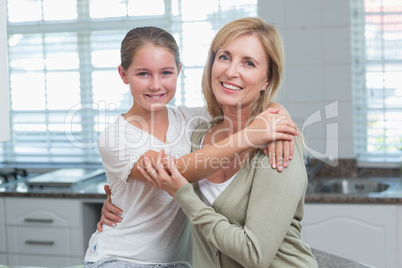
[96,184,123,232]
[246,108,298,147]
[251,108,297,172]
[265,139,295,172]
[137,150,188,196]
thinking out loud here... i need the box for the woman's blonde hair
[202,17,284,122]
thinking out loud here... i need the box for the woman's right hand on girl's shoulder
[96,185,123,232]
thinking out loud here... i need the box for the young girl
[84,26,298,267]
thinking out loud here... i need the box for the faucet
[305,155,326,182]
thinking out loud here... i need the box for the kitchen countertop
[2,174,402,204]
[305,176,402,204]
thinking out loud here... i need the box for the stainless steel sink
[313,178,390,194]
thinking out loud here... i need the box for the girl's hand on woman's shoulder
[251,107,297,172]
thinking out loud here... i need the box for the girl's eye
[162,71,173,76]
[138,72,150,77]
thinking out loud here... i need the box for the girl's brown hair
[120,26,180,70]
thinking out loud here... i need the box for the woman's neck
[218,106,250,134]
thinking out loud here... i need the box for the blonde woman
[140,17,318,267]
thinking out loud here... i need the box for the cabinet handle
[25,240,55,246]
[24,218,53,223]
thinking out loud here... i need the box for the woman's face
[211,34,269,113]
[118,44,180,113]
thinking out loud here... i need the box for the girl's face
[119,44,181,113]
[211,34,269,113]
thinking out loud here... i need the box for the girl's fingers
[268,141,276,169]
[283,140,290,167]
[289,138,295,160]
[276,125,299,136]
[275,141,284,172]
[265,107,280,114]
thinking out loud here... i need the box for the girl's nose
[149,76,161,91]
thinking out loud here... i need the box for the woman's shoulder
[189,122,214,151]
[255,138,307,175]
[169,105,208,117]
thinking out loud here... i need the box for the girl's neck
[124,105,169,142]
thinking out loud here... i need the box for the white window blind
[2,0,257,165]
[351,0,402,164]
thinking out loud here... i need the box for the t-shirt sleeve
[98,120,150,183]
[177,106,211,124]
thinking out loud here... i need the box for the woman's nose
[225,62,240,78]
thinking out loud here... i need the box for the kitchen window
[351,0,402,165]
[2,0,257,165]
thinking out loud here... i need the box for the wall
[0,0,10,142]
[258,0,354,160]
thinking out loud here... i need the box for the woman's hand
[96,185,123,232]
[137,150,188,196]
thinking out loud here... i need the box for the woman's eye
[219,55,230,61]
[138,72,149,77]
[245,61,256,67]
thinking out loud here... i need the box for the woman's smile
[221,82,242,92]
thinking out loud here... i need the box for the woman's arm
[140,142,308,267]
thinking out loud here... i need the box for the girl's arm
[267,102,295,171]
[131,107,298,183]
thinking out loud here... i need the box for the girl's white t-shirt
[85,105,210,265]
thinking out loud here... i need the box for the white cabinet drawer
[7,226,83,256]
[8,254,82,266]
[5,197,81,227]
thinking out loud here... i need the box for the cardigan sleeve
[174,140,308,268]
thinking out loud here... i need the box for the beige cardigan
[174,123,318,268]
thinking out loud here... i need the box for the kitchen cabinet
[0,197,7,263]
[4,197,102,266]
[302,203,399,268]
[398,206,402,267]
